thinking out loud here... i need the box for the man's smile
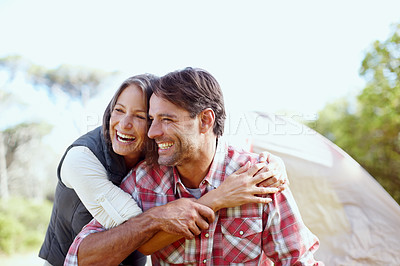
[157,142,174,151]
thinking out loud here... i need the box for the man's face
[148,94,201,167]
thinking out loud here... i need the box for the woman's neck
[124,155,142,169]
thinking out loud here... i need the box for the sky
[1,0,400,137]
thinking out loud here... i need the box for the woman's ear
[199,108,215,134]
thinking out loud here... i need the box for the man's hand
[154,198,215,239]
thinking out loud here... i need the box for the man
[66,67,321,265]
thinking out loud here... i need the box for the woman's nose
[120,115,133,129]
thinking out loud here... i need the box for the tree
[0,132,9,199]
[1,55,116,105]
[0,123,56,200]
[0,55,116,199]
[310,23,400,203]
[2,123,55,199]
[0,55,30,83]
[357,23,400,201]
[0,80,20,200]
[28,64,115,105]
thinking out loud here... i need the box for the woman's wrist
[196,189,223,212]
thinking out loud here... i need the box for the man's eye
[136,115,146,120]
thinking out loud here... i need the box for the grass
[0,197,52,255]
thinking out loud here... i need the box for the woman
[39,74,287,266]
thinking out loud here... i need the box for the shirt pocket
[220,217,263,263]
[155,238,192,265]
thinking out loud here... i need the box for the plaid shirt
[65,143,322,265]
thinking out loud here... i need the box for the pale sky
[1,0,399,122]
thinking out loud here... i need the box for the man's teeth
[158,143,173,150]
[117,132,135,143]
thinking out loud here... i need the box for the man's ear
[199,108,215,134]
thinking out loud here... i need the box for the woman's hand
[197,151,289,212]
[197,162,279,212]
[258,151,289,191]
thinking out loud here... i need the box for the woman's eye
[114,108,124,113]
[136,115,146,120]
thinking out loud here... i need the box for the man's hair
[102,74,157,146]
[153,67,226,137]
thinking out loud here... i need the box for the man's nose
[148,119,162,139]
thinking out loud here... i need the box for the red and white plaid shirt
[65,143,322,265]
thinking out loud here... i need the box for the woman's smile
[116,130,136,144]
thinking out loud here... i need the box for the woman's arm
[61,146,142,229]
[138,159,284,255]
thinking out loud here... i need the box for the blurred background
[0,0,399,264]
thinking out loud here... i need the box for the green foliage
[0,55,25,69]
[0,55,117,104]
[0,55,31,82]
[310,23,400,203]
[0,214,24,254]
[27,63,115,103]
[0,197,52,255]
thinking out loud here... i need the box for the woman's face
[109,84,148,167]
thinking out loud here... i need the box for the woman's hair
[102,74,157,146]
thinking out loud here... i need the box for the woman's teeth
[117,132,136,143]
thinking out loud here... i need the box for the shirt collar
[172,138,229,196]
[172,167,182,196]
[203,138,228,190]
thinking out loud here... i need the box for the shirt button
[203,259,207,263]
[239,230,244,235]
[205,233,209,238]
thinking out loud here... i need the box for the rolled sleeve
[64,219,106,266]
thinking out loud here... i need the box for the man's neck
[176,138,217,189]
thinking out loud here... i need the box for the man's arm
[65,199,214,266]
[77,209,158,265]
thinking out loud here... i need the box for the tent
[223,111,400,265]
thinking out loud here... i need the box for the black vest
[39,126,146,266]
